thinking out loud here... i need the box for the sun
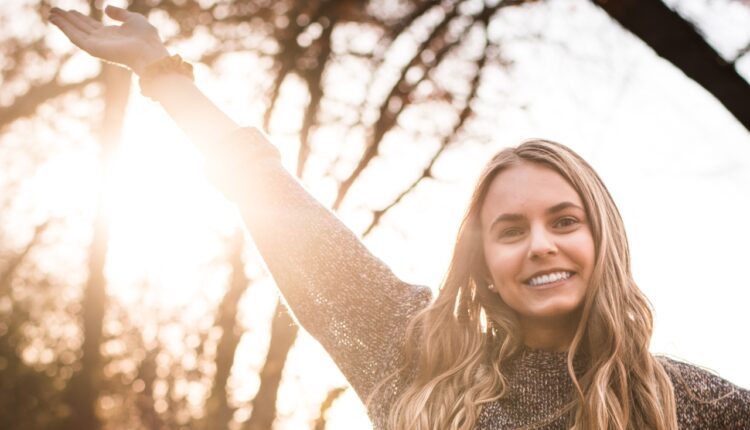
[104,83,239,307]
[100,71,375,428]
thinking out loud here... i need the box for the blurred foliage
[1,0,507,427]
[1,0,747,429]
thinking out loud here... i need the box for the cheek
[565,231,596,274]
[484,243,525,284]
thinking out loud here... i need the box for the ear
[476,270,496,292]
[478,262,494,287]
[471,242,493,284]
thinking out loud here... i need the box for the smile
[525,271,574,287]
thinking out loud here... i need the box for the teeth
[527,271,572,287]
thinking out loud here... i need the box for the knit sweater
[205,127,750,429]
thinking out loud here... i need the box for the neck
[520,313,580,352]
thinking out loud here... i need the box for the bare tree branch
[262,1,318,130]
[0,75,97,131]
[593,0,750,131]
[242,301,298,430]
[734,40,750,63]
[333,0,515,210]
[0,220,51,295]
[313,386,348,430]
[135,347,165,429]
[201,229,253,430]
[362,19,491,237]
[332,1,463,210]
[296,22,334,177]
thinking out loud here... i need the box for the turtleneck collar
[508,345,588,375]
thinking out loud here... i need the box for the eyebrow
[488,201,584,231]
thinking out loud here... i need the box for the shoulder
[657,356,750,429]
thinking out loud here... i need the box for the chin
[524,300,584,321]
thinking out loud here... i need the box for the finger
[62,13,95,36]
[49,13,93,52]
[50,9,95,36]
[69,10,102,32]
[105,5,134,22]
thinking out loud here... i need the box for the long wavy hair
[380,139,677,429]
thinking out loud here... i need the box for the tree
[593,0,750,131]
[2,0,748,429]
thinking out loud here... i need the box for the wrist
[132,44,170,75]
[138,54,195,100]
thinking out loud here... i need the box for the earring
[488,284,495,291]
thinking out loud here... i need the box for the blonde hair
[379,139,677,429]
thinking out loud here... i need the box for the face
[479,161,595,325]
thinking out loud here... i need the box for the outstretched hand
[49,5,169,74]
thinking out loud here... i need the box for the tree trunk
[593,0,750,132]
[243,302,298,430]
[64,63,131,430]
[313,387,347,430]
[201,230,251,429]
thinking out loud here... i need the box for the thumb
[105,5,133,22]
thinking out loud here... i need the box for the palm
[86,22,154,66]
[49,7,167,73]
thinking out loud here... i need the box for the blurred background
[1,0,749,428]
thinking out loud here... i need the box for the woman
[49,6,749,429]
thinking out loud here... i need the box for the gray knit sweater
[206,128,750,429]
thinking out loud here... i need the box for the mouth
[523,270,576,288]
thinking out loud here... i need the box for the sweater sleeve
[204,127,433,401]
[659,357,750,429]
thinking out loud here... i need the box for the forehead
[480,162,582,222]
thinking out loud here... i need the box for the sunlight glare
[106,87,239,308]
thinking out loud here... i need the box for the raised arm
[49,6,431,403]
[49,6,237,148]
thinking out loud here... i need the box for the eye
[554,217,579,229]
[499,227,524,239]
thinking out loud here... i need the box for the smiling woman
[480,162,595,352]
[384,140,687,429]
[47,5,750,430]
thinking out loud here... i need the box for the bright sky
[6,0,750,428]
[361,0,750,390]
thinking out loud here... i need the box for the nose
[527,225,557,259]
